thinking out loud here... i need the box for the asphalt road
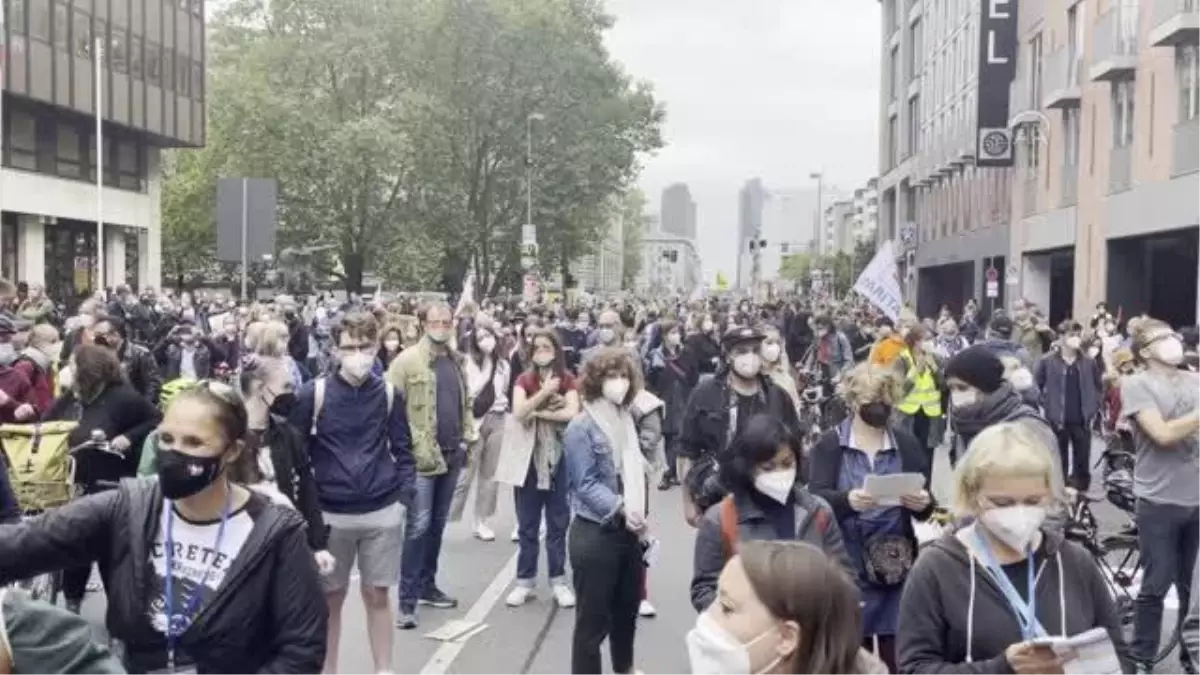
[76,436,1183,673]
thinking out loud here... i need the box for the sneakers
[552,584,576,609]
[474,522,496,542]
[506,585,533,607]
[638,599,656,617]
[419,587,459,609]
[395,609,418,630]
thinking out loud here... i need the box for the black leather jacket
[0,479,327,673]
[118,341,163,404]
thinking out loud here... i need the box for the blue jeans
[398,451,464,611]
[513,461,570,585]
[1132,498,1200,666]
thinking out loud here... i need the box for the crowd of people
[0,276,1194,674]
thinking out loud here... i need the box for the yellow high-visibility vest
[896,350,943,417]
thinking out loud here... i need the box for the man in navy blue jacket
[291,311,415,675]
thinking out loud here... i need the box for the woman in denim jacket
[563,347,653,674]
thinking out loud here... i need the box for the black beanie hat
[944,345,1006,394]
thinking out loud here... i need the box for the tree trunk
[343,252,365,294]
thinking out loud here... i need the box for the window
[7,111,38,171]
[73,9,91,58]
[1179,45,1200,122]
[1067,2,1085,86]
[8,0,25,36]
[176,50,189,96]
[190,0,202,17]
[130,35,143,79]
[56,123,83,179]
[1064,107,1081,165]
[28,0,49,42]
[1113,80,1135,147]
[192,60,203,99]
[908,95,920,155]
[110,28,127,74]
[890,45,900,99]
[146,42,161,84]
[95,20,107,65]
[163,49,174,91]
[887,114,899,169]
[52,0,68,51]
[117,140,142,191]
[886,0,898,32]
[1030,33,1044,110]
[909,19,922,81]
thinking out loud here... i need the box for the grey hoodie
[896,528,1130,674]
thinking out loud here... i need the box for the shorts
[320,502,405,592]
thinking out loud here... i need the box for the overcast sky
[603,0,881,281]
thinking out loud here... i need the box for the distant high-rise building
[660,183,696,240]
[737,178,766,288]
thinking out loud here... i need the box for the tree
[779,252,813,284]
[619,188,648,289]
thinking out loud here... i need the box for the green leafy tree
[619,189,648,289]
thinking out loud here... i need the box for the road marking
[419,550,519,675]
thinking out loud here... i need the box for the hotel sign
[975,0,1019,167]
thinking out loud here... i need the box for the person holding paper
[896,421,1129,675]
[809,363,935,673]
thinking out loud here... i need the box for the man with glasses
[92,315,162,405]
[292,311,415,674]
[388,302,477,629]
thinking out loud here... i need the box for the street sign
[986,280,999,298]
[521,224,537,246]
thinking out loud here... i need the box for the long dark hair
[718,414,804,494]
[72,344,124,402]
[524,326,566,381]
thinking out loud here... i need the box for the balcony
[1110,145,1133,193]
[1044,46,1083,109]
[1091,6,1140,82]
[1172,118,1200,176]
[1150,0,1199,47]
[1008,72,1034,127]
[1059,166,1079,207]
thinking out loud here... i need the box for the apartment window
[56,123,83,179]
[1067,2,1085,86]
[887,114,899,169]
[6,111,38,172]
[909,19,922,80]
[1030,33,1044,109]
[130,35,143,79]
[117,141,142,191]
[146,42,161,85]
[907,95,921,155]
[890,45,900,99]
[1064,107,1081,166]
[192,60,203,100]
[1113,80,1135,147]
[190,0,202,16]
[95,20,107,65]
[6,0,24,36]
[163,49,174,91]
[73,9,91,58]
[176,51,189,96]
[29,0,49,42]
[110,28,127,74]
[1179,45,1200,122]
[52,0,68,51]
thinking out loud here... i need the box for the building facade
[0,0,202,302]
[876,0,1016,318]
[660,182,696,240]
[759,187,823,283]
[1008,0,1199,327]
[635,234,701,295]
[736,177,767,289]
[852,178,881,245]
[574,205,625,295]
[821,199,856,255]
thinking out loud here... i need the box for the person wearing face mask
[562,348,653,673]
[10,324,61,418]
[0,383,327,673]
[680,327,802,527]
[759,327,801,415]
[1033,321,1104,492]
[212,315,242,372]
[809,363,935,672]
[686,312,722,382]
[377,325,405,369]
[1122,318,1200,672]
[292,311,415,673]
[579,310,625,367]
[92,316,163,405]
[689,540,885,675]
[450,321,510,542]
[646,319,698,490]
[690,414,848,614]
[0,317,37,425]
[156,323,214,381]
[897,422,1129,675]
[388,302,477,628]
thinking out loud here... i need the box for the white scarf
[584,399,646,520]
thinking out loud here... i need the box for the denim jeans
[1132,498,1200,666]
[398,451,464,611]
[513,461,570,585]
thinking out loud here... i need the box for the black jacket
[0,479,327,673]
[684,333,721,376]
[679,372,802,462]
[263,413,329,551]
[45,382,161,486]
[117,341,163,404]
[286,315,309,365]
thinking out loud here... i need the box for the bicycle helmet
[159,377,199,409]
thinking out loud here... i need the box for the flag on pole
[456,273,475,317]
[851,241,903,322]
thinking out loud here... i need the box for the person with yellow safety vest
[893,322,944,454]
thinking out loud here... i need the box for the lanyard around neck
[163,488,234,673]
[973,528,1045,641]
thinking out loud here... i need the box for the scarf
[584,399,646,520]
[951,383,1034,448]
[17,347,50,372]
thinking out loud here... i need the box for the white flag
[456,273,475,316]
[852,240,903,322]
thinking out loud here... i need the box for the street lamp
[809,172,824,255]
[523,112,545,302]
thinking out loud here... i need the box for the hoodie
[896,528,1130,674]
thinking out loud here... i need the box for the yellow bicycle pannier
[1,421,79,512]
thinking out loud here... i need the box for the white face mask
[478,336,496,354]
[383,338,401,352]
[687,612,780,675]
[754,466,796,504]
[666,333,682,348]
[732,353,762,379]
[1155,338,1185,365]
[598,328,617,345]
[950,389,978,408]
[340,352,374,384]
[760,343,782,363]
[1064,336,1082,351]
[979,504,1046,551]
[602,377,631,405]
[702,321,715,333]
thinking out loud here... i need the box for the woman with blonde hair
[897,421,1127,674]
[809,362,935,672]
[687,540,885,674]
[759,326,801,414]
[244,320,303,386]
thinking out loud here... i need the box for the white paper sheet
[1030,627,1121,675]
[862,472,925,506]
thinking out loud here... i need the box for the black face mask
[156,448,224,500]
[269,392,297,418]
[859,401,892,428]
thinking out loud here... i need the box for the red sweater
[11,359,53,418]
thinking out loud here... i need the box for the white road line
[419,550,520,675]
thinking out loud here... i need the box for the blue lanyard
[973,529,1045,640]
[163,490,233,673]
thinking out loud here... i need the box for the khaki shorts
[320,502,405,592]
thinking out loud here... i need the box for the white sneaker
[552,584,576,609]
[539,520,547,540]
[506,585,533,607]
[474,522,496,542]
[510,525,520,542]
[638,599,656,617]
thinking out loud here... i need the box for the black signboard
[975,0,1020,167]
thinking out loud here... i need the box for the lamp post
[522,112,545,302]
[810,171,824,256]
